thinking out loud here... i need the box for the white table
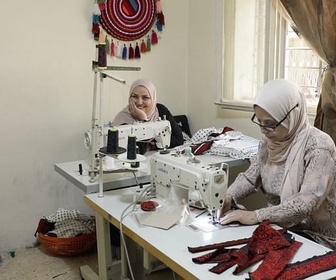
[54,152,155,194]
[54,152,249,194]
[82,187,336,280]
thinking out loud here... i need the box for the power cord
[119,184,153,280]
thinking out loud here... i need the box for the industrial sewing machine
[103,119,171,150]
[84,119,172,178]
[150,150,229,220]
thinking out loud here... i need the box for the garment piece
[249,240,302,280]
[276,251,336,280]
[189,222,292,276]
[192,248,233,264]
[227,125,336,249]
[188,237,251,254]
[209,259,237,274]
[34,218,55,237]
[44,208,95,238]
[187,227,287,254]
[248,222,292,255]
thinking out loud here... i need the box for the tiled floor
[0,245,182,280]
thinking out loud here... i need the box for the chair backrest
[174,115,192,138]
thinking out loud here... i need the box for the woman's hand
[217,195,233,219]
[129,99,148,121]
[219,210,258,225]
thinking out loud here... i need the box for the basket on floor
[38,231,96,256]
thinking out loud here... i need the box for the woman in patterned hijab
[218,79,336,249]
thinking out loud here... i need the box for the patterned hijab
[254,79,311,200]
[112,79,159,125]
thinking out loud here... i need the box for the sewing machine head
[150,151,229,216]
[104,119,171,150]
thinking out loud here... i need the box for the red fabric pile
[189,126,234,155]
[188,220,336,279]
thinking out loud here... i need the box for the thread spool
[185,146,192,157]
[97,32,107,70]
[98,44,107,70]
[104,156,115,170]
[131,146,140,168]
[107,128,118,153]
[127,134,137,160]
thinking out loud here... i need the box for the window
[216,0,326,115]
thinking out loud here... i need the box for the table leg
[80,213,117,280]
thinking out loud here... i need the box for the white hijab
[112,79,159,125]
[254,79,311,200]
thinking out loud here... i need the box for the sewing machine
[103,119,172,150]
[84,119,172,171]
[150,151,229,220]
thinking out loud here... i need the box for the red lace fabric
[188,220,336,279]
[276,251,336,280]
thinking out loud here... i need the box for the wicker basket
[38,232,96,256]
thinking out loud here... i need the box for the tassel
[156,17,163,32]
[98,3,106,11]
[146,35,151,52]
[110,39,115,56]
[155,0,163,13]
[151,30,158,45]
[122,44,127,60]
[116,42,122,58]
[93,3,101,16]
[135,43,141,58]
[92,23,100,41]
[157,12,165,26]
[92,14,100,24]
[140,39,147,53]
[128,44,134,59]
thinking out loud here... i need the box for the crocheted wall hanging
[92,0,165,60]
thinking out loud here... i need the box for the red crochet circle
[100,0,156,41]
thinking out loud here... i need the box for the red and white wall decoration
[92,0,165,60]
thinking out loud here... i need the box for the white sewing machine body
[150,152,229,214]
[84,120,172,171]
[104,119,171,150]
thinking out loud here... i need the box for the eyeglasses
[251,104,299,132]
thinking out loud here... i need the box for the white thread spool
[104,156,115,170]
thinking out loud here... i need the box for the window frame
[215,0,318,116]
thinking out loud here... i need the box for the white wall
[1,0,276,252]
[186,1,262,140]
[0,0,189,252]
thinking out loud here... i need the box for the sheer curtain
[275,0,336,143]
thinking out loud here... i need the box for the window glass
[218,0,325,114]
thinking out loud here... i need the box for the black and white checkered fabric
[45,208,95,238]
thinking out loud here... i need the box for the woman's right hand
[217,194,233,219]
[129,99,148,121]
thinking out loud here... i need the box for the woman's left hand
[129,99,148,121]
[219,209,258,225]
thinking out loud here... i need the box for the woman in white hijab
[112,79,184,149]
[218,79,336,249]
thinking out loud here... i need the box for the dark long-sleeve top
[156,103,184,148]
